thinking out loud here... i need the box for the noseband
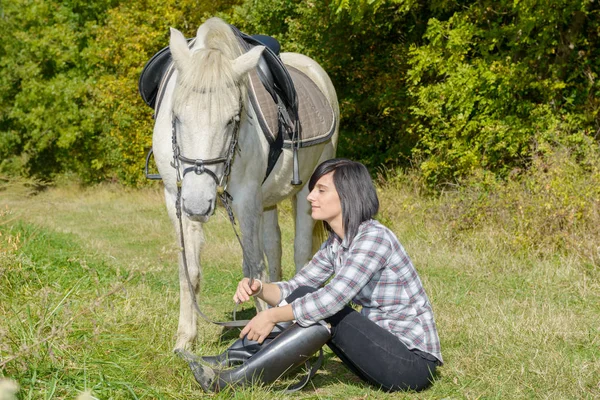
[170,97,243,188]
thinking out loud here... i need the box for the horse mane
[173,18,245,119]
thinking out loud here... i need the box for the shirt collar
[340,233,350,250]
[335,219,375,250]
[329,232,347,250]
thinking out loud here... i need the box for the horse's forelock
[173,18,245,124]
[179,18,243,93]
[173,49,245,129]
[175,49,236,98]
[197,18,241,60]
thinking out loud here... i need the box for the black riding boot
[202,322,292,367]
[190,322,330,392]
[201,336,267,367]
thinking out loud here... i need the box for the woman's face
[307,172,342,228]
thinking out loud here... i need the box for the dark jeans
[286,287,438,392]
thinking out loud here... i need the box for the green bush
[1,0,599,190]
[0,0,117,182]
[407,0,600,187]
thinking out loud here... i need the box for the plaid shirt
[276,219,443,364]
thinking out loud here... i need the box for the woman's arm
[234,241,335,307]
[232,239,337,343]
[233,278,282,307]
[234,278,295,343]
[290,226,393,327]
[240,303,295,343]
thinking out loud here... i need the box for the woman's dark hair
[309,158,379,243]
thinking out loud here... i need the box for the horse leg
[234,186,268,312]
[262,206,282,282]
[176,219,204,350]
[292,184,316,272]
[166,192,205,351]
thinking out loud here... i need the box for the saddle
[139,26,335,182]
[138,33,285,111]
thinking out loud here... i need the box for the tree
[407,0,600,186]
[0,0,118,181]
[231,0,425,170]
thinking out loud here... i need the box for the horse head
[169,19,264,221]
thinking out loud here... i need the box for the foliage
[378,135,600,267]
[0,0,118,182]
[407,0,600,186]
[0,0,599,189]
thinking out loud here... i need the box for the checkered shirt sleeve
[287,225,392,326]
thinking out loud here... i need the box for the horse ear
[170,27,191,70]
[232,46,265,78]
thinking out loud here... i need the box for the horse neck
[230,98,269,188]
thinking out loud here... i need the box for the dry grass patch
[1,178,599,398]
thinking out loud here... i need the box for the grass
[1,178,599,399]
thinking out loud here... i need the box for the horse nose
[182,197,214,218]
[181,174,217,218]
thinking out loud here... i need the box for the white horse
[152,17,339,350]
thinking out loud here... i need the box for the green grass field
[1,181,599,399]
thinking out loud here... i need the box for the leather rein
[170,93,253,329]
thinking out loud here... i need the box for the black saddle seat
[252,34,280,55]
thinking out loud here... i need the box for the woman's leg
[286,287,437,392]
[326,306,437,392]
[190,322,330,392]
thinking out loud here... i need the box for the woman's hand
[240,310,276,344]
[233,277,262,304]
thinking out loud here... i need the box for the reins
[171,94,253,329]
[157,34,325,393]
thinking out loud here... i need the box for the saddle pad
[248,66,336,149]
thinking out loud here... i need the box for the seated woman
[191,158,443,392]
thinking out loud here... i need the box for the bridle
[170,97,242,189]
[170,93,253,328]
[165,34,324,394]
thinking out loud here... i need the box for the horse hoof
[174,337,194,353]
[174,349,202,363]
